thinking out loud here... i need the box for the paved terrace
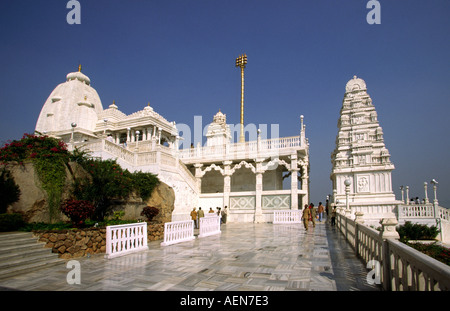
[0,220,379,291]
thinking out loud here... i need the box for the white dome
[66,71,91,85]
[35,68,103,135]
[345,75,367,93]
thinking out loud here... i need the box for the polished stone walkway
[0,221,380,291]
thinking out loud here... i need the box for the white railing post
[198,216,221,238]
[105,222,148,259]
[273,210,302,224]
[161,220,195,246]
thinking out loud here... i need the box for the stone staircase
[0,231,63,280]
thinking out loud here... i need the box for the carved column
[301,164,309,207]
[254,159,264,223]
[223,161,232,210]
[290,154,298,210]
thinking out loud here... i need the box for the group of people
[190,206,228,229]
[301,201,338,230]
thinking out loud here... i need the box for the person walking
[221,206,228,224]
[318,202,324,222]
[302,204,310,230]
[197,207,205,228]
[190,207,198,228]
[331,206,337,226]
[309,203,316,228]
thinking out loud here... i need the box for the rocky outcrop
[4,161,175,224]
[144,181,175,223]
[5,161,84,223]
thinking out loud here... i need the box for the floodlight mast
[235,54,247,143]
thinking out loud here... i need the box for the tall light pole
[235,53,247,143]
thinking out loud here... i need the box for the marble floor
[0,220,380,291]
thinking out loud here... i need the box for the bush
[406,242,450,266]
[131,171,159,201]
[0,133,70,223]
[0,213,25,232]
[73,157,160,221]
[72,158,133,221]
[60,199,95,227]
[141,206,159,222]
[397,221,440,242]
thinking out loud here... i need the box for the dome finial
[78,64,82,72]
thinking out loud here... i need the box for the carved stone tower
[331,76,396,205]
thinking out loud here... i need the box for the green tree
[73,158,133,221]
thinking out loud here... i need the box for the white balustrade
[161,220,195,246]
[336,212,450,291]
[178,135,301,161]
[105,222,148,259]
[400,204,434,218]
[437,206,450,221]
[273,210,302,224]
[198,216,221,238]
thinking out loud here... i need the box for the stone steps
[0,231,63,280]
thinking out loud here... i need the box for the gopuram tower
[331,76,399,221]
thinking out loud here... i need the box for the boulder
[4,161,88,223]
[144,182,175,223]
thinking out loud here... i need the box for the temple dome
[66,68,91,85]
[345,75,367,93]
[35,67,103,136]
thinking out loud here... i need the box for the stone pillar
[290,154,298,210]
[255,172,264,223]
[354,212,364,257]
[380,217,400,291]
[290,169,299,210]
[424,182,429,203]
[432,183,438,206]
[380,218,400,240]
[254,159,264,223]
[405,186,410,204]
[301,164,309,207]
[194,163,203,192]
[355,212,364,224]
[345,179,352,217]
[223,161,232,209]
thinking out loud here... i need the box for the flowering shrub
[0,133,68,164]
[141,206,159,222]
[60,199,95,227]
[0,133,70,223]
[406,242,450,266]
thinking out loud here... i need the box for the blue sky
[1,0,449,207]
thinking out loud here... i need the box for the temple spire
[78,64,82,72]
